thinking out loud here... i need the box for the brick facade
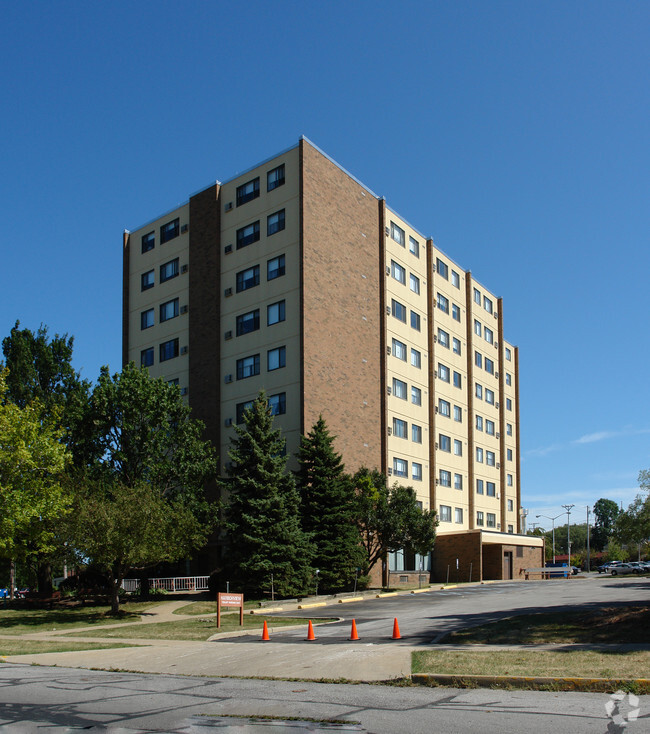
[432,531,483,583]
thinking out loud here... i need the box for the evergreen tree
[297,416,364,592]
[224,392,312,597]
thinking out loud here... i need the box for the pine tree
[297,416,364,592]
[224,392,312,597]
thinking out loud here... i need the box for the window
[236,177,260,206]
[505,348,512,361]
[267,164,285,191]
[391,222,405,246]
[476,511,484,526]
[438,363,450,382]
[485,419,495,435]
[160,298,179,323]
[486,482,496,497]
[392,299,406,322]
[507,448,513,461]
[267,346,286,371]
[476,415,483,431]
[236,400,254,424]
[454,439,463,456]
[160,258,179,283]
[474,320,482,337]
[437,329,450,349]
[476,479,484,495]
[236,221,260,249]
[391,260,406,284]
[412,424,422,443]
[453,371,461,388]
[507,474,513,487]
[451,270,460,288]
[486,451,495,467]
[437,293,449,313]
[267,254,285,280]
[236,265,260,292]
[438,398,450,417]
[485,357,494,375]
[393,457,408,477]
[392,338,407,360]
[141,231,155,253]
[141,308,154,330]
[267,300,285,325]
[436,258,448,280]
[236,354,260,380]
[159,338,179,362]
[412,463,422,481]
[439,471,451,488]
[485,327,494,345]
[455,507,463,524]
[411,348,421,369]
[440,505,452,522]
[487,513,496,528]
[410,311,421,331]
[393,378,407,399]
[409,273,420,294]
[474,288,481,305]
[160,218,179,244]
[476,447,484,463]
[485,388,495,405]
[411,386,421,405]
[140,347,154,367]
[506,373,512,386]
[236,309,260,336]
[141,269,154,291]
[452,338,461,355]
[475,383,483,399]
[507,423,513,436]
[452,304,461,322]
[453,405,462,422]
[393,418,407,439]
[475,351,483,368]
[506,398,512,411]
[439,434,451,452]
[409,235,419,256]
[484,296,493,314]
[268,392,286,416]
[267,210,285,236]
[508,499,514,511]
[167,378,179,387]
[508,525,514,534]
[454,474,463,490]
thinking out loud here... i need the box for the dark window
[267,300,285,325]
[160,258,179,283]
[236,354,260,380]
[160,218,179,244]
[236,221,260,249]
[160,298,179,323]
[268,392,286,416]
[141,231,155,253]
[267,254,285,280]
[236,400,254,424]
[141,270,154,291]
[140,347,154,367]
[267,164,285,191]
[267,210,285,236]
[159,338,179,362]
[267,346,286,371]
[236,177,260,206]
[141,309,154,330]
[236,265,260,293]
[236,309,260,336]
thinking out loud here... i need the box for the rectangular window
[267,300,286,325]
[485,327,494,345]
[438,328,450,348]
[485,389,495,405]
[477,511,484,526]
[507,423,512,436]
[505,348,512,361]
[160,258,179,283]
[476,479,484,495]
[507,474,513,487]
[141,231,155,253]
[393,457,408,477]
[436,258,448,280]
[452,337,461,355]
[508,498,514,511]
[412,424,422,443]
[438,398,450,417]
[475,383,483,399]
[410,348,421,369]
[236,400,254,424]
[236,265,260,292]
[508,525,514,534]
[141,269,154,291]
[391,260,406,284]
[487,513,496,528]
[409,273,420,294]
[476,447,484,463]
[454,439,462,456]
[454,473,463,490]
[455,507,463,524]
[474,320,482,337]
[485,419,495,435]
[439,471,451,488]
[485,357,494,375]
[486,451,495,467]
[506,398,512,411]
[506,373,512,386]
[437,293,449,313]
[236,221,260,249]
[140,347,154,367]
[236,177,260,206]
[236,354,260,380]
[507,448,513,461]
[160,298,179,323]
[268,392,286,416]
[453,405,462,422]
[484,296,493,314]
[451,270,460,288]
[141,308,154,330]
[393,418,407,438]
[267,210,285,236]
[438,363,450,382]
[411,386,422,405]
[160,218,179,244]
[452,304,461,322]
[159,338,179,362]
[440,504,452,522]
[486,482,496,497]
[410,311,421,331]
[453,371,461,388]
[391,299,407,322]
[391,222,405,246]
[267,164,285,191]
[474,288,481,305]
[409,235,419,257]
[236,309,260,336]
[392,378,407,400]
[439,434,451,452]
[392,338,407,360]
[267,346,286,371]
[412,463,422,481]
[476,414,484,431]
[267,254,285,280]
[475,351,483,368]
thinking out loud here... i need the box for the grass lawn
[68,616,335,641]
[0,602,161,635]
[0,640,143,657]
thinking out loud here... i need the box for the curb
[337,597,364,604]
[410,673,650,693]
[297,602,328,610]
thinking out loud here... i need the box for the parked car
[597,561,624,573]
[609,563,636,576]
[627,562,650,574]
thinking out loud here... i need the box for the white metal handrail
[121,576,209,593]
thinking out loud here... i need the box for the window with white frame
[391,222,405,246]
[438,398,450,417]
[411,386,421,405]
[476,447,484,463]
[505,347,512,360]
[474,319,482,337]
[487,513,496,528]
[392,338,407,360]
[486,451,495,467]
[476,383,483,399]
[508,524,514,533]
[393,457,408,477]
[391,260,406,284]
[439,472,451,488]
[484,327,494,345]
[409,235,419,256]
[411,348,421,368]
[451,270,460,288]
[440,505,452,522]
[412,463,422,481]
[452,337,461,355]
[507,423,513,436]
[507,474,513,487]
[476,415,483,431]
[455,507,463,524]
[438,363,450,382]
[484,296,493,314]
[393,378,407,399]
[393,417,407,439]
[474,288,481,304]
[438,328,450,349]
[454,473,463,490]
[485,388,495,405]
[506,373,512,386]
[454,439,462,456]
[486,419,495,435]
[409,273,420,294]
[476,511,484,526]
[437,293,449,313]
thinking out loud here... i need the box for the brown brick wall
[432,532,482,583]
[300,141,382,473]
[388,571,430,588]
[483,542,544,580]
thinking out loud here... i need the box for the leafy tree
[296,416,365,592]
[592,498,621,551]
[639,469,650,494]
[614,494,650,558]
[224,392,312,597]
[353,468,437,576]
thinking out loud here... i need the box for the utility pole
[586,506,591,572]
[562,504,574,565]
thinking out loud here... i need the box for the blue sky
[1,1,648,528]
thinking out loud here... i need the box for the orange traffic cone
[306,619,316,641]
[391,617,401,640]
[349,619,359,641]
[261,620,270,641]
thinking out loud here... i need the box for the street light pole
[586,506,591,572]
[536,513,563,564]
[562,504,575,565]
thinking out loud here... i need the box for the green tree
[296,416,365,592]
[592,498,621,551]
[614,494,650,559]
[224,392,312,597]
[353,468,437,577]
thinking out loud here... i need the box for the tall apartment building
[123,137,543,584]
